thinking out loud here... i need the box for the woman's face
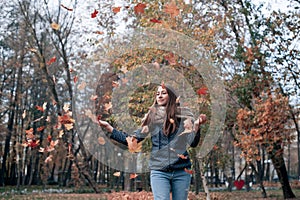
[156,86,169,106]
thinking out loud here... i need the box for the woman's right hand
[98,120,113,133]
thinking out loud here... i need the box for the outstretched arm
[190,114,207,147]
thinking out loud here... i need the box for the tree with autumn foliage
[236,90,296,199]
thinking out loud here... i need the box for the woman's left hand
[193,114,207,132]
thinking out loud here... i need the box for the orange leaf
[134,3,146,14]
[93,31,104,34]
[73,76,78,83]
[50,23,60,30]
[130,173,138,179]
[184,168,194,174]
[177,154,188,159]
[37,126,45,132]
[98,136,106,145]
[36,105,44,112]
[112,6,121,14]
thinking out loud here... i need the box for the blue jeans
[150,169,191,200]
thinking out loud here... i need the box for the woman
[99,84,206,200]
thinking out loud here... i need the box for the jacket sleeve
[110,128,145,146]
[190,128,201,147]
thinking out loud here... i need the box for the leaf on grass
[98,136,106,145]
[126,136,142,153]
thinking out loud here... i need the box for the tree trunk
[199,159,210,200]
[270,145,296,199]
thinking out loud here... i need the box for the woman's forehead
[157,86,167,91]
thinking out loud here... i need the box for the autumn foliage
[235,91,294,162]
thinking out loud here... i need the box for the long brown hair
[142,85,180,135]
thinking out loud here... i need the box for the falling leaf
[176,96,180,104]
[164,1,180,18]
[150,18,162,23]
[90,95,98,101]
[58,130,64,138]
[36,105,45,112]
[141,125,149,134]
[22,110,26,119]
[130,173,138,179]
[134,3,146,14]
[164,53,176,65]
[28,139,40,148]
[197,87,208,95]
[91,9,99,18]
[77,81,86,90]
[64,123,73,130]
[113,171,121,177]
[103,102,112,112]
[45,155,53,163]
[178,118,193,136]
[112,81,119,88]
[152,62,160,69]
[120,66,128,74]
[37,126,45,132]
[161,81,166,89]
[126,136,142,153]
[73,76,78,83]
[51,22,60,30]
[184,168,194,174]
[47,56,56,65]
[63,103,70,113]
[177,154,188,159]
[93,31,104,34]
[121,78,128,84]
[61,4,73,11]
[112,6,121,13]
[98,136,106,145]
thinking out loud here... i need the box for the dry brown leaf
[126,136,142,153]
